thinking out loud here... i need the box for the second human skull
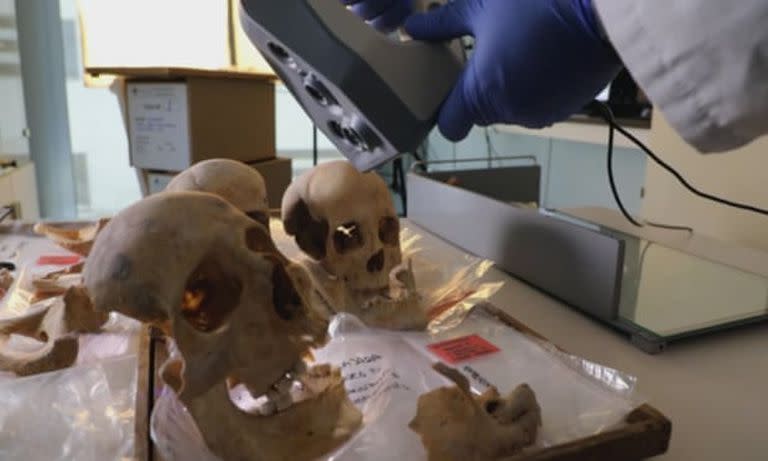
[282,161,402,293]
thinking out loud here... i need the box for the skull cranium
[166,158,271,229]
[283,160,401,291]
[282,161,425,330]
[84,191,361,460]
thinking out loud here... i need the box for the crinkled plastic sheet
[0,232,143,460]
[152,312,642,461]
[0,355,139,461]
[271,220,504,332]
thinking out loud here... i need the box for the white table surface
[406,220,768,461]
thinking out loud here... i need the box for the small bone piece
[282,160,426,330]
[166,158,271,229]
[409,363,542,461]
[0,268,13,299]
[85,191,361,461]
[31,273,82,303]
[0,286,109,376]
[34,219,109,256]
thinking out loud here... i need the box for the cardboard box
[141,157,292,210]
[248,157,292,210]
[89,67,276,171]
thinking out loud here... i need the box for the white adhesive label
[127,83,190,171]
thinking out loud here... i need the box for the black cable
[484,127,493,169]
[592,101,768,221]
[398,158,408,216]
[603,115,644,227]
[619,123,768,217]
[643,220,694,233]
[312,125,319,166]
[604,119,692,232]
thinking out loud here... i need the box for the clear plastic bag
[271,221,504,332]
[0,229,142,459]
[0,355,139,461]
[152,312,641,460]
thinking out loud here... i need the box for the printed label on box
[427,335,500,364]
[127,83,191,171]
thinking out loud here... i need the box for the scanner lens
[342,127,364,149]
[267,42,290,62]
[304,74,337,107]
[328,120,344,139]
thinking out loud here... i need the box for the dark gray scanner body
[239,0,463,171]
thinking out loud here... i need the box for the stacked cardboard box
[88,67,291,209]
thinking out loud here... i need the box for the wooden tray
[480,303,672,461]
[134,326,153,461]
[135,305,671,461]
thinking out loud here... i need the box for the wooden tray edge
[479,302,672,461]
[134,326,153,461]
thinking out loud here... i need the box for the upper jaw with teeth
[242,360,337,417]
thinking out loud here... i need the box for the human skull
[282,160,402,294]
[166,159,270,229]
[85,191,323,399]
[84,191,361,460]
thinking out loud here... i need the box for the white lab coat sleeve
[593,0,768,153]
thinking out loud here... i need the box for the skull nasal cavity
[182,256,243,333]
[333,222,364,254]
[367,249,385,273]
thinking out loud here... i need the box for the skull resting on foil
[166,158,271,230]
[84,191,361,461]
[282,161,425,330]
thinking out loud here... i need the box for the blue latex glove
[404,0,623,141]
[341,0,414,33]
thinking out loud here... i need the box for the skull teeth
[254,359,323,416]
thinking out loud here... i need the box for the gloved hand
[341,0,414,33]
[404,0,623,141]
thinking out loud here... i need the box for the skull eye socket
[485,399,501,414]
[378,217,400,246]
[333,221,364,254]
[270,257,304,321]
[246,210,270,230]
[245,226,277,253]
[284,199,328,260]
[182,255,243,333]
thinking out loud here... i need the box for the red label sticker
[427,335,500,364]
[36,255,82,266]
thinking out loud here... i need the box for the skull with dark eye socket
[282,161,404,293]
[85,192,327,403]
